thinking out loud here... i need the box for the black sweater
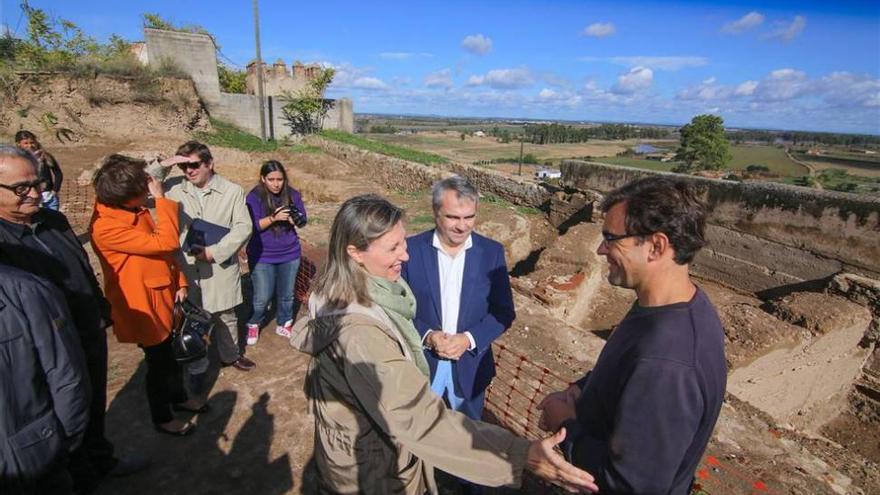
[564,288,727,494]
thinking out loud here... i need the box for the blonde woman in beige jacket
[291,194,597,495]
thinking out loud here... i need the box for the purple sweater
[245,186,306,264]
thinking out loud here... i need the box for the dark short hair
[14,130,37,143]
[93,155,149,208]
[175,140,213,164]
[600,176,708,265]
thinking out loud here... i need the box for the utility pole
[517,139,524,176]
[252,0,267,142]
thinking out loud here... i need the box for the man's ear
[647,232,671,261]
[346,245,363,264]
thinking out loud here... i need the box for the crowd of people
[0,131,726,495]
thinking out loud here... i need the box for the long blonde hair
[312,194,404,309]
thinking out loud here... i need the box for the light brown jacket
[147,163,251,312]
[291,296,529,495]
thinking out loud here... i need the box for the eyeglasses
[0,178,48,197]
[601,230,647,245]
[177,161,203,172]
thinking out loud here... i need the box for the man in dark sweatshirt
[538,176,727,494]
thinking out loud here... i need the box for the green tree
[281,67,335,135]
[218,63,246,93]
[674,114,732,172]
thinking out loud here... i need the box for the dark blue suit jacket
[401,230,515,399]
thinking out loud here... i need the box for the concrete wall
[561,160,880,292]
[142,28,354,137]
[209,95,354,138]
[144,28,221,105]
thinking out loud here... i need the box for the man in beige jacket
[149,141,255,392]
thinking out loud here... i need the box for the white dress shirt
[430,232,476,350]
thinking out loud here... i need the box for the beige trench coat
[148,163,252,313]
[291,297,529,495]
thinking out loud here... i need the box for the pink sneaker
[246,324,259,345]
[275,320,293,338]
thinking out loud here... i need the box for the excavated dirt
[3,79,878,494]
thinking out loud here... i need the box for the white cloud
[722,12,765,34]
[611,66,653,94]
[815,72,880,108]
[582,22,615,38]
[538,88,557,99]
[581,56,708,71]
[424,69,454,89]
[766,15,806,42]
[466,75,485,86]
[379,52,433,60]
[467,68,534,89]
[461,34,493,55]
[753,68,809,101]
[735,80,758,96]
[352,77,389,90]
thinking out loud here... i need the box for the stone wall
[313,138,552,207]
[142,28,354,136]
[561,160,880,293]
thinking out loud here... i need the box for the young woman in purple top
[244,160,307,344]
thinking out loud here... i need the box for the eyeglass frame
[0,178,48,197]
[601,230,651,245]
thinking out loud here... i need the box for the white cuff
[464,331,476,351]
[421,330,433,348]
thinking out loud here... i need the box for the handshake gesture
[425,330,471,360]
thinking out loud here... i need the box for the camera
[290,205,307,228]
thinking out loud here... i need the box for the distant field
[366,131,665,163]
[593,156,676,172]
[791,152,880,178]
[362,133,813,178]
[727,145,807,176]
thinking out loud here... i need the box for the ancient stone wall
[561,160,880,293]
[313,138,552,207]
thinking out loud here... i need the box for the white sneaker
[246,324,259,345]
[276,320,293,338]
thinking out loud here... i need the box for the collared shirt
[432,232,476,350]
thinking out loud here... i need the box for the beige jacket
[148,163,252,312]
[291,295,529,495]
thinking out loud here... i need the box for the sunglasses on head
[177,161,203,171]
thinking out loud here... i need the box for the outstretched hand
[527,428,598,493]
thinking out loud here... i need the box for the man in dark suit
[0,262,90,495]
[402,176,515,421]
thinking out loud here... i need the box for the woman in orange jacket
[90,155,206,436]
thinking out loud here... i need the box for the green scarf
[367,275,430,377]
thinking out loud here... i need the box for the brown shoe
[231,356,256,371]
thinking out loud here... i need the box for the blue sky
[3,0,879,134]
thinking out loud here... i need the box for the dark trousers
[68,332,115,491]
[140,337,188,425]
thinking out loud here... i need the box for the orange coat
[89,198,188,347]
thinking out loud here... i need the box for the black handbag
[171,300,214,363]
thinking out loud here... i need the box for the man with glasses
[0,146,148,493]
[536,176,727,494]
[148,141,255,393]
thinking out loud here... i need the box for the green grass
[409,214,435,226]
[321,130,449,166]
[596,156,677,172]
[727,145,807,176]
[195,118,280,152]
[516,206,542,216]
